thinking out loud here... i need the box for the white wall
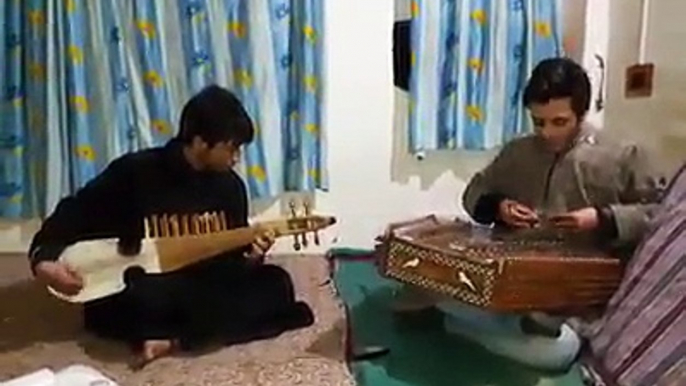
[581,0,610,129]
[395,0,411,20]
[0,220,39,253]
[604,0,686,178]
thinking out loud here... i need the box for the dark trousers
[83,257,315,350]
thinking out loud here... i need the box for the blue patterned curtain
[0,0,326,219]
[408,0,564,153]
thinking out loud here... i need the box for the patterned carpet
[0,254,355,385]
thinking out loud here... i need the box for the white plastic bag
[55,365,118,386]
[2,369,55,386]
[2,365,118,386]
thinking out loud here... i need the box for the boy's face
[528,97,581,154]
[192,137,242,172]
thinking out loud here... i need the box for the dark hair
[523,57,591,119]
[177,85,254,146]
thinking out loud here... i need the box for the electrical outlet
[625,63,654,98]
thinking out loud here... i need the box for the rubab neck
[154,220,288,272]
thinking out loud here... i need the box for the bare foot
[131,339,177,370]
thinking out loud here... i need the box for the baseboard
[0,251,28,259]
[0,245,30,255]
[0,219,38,255]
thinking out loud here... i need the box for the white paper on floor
[2,365,118,386]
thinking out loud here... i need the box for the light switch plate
[625,63,655,98]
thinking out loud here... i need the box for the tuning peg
[288,199,301,250]
[164,215,170,237]
[302,199,315,247]
[293,233,301,251]
[215,212,222,232]
[150,214,159,238]
[209,212,217,233]
[170,214,180,237]
[200,212,211,234]
[165,214,172,237]
[144,217,150,239]
[181,214,189,236]
[192,214,200,235]
[207,212,213,233]
[203,212,211,233]
[219,211,228,231]
[303,199,311,216]
[160,214,169,237]
[288,199,299,217]
[167,214,173,237]
[202,212,212,234]
[197,213,205,234]
[206,212,213,233]
[210,212,219,233]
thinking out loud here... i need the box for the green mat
[332,258,586,386]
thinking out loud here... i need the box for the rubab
[49,199,336,303]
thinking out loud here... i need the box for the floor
[0,254,355,385]
[335,258,586,386]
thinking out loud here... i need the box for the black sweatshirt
[28,138,250,272]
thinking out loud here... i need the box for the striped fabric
[588,163,686,386]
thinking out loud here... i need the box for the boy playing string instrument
[29,86,315,367]
[393,58,666,370]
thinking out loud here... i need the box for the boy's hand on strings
[245,230,276,263]
[549,207,599,231]
[498,199,539,228]
[34,261,84,296]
